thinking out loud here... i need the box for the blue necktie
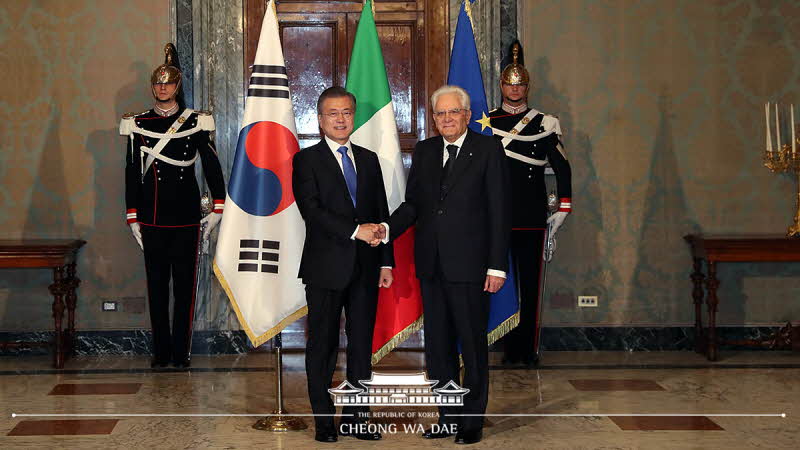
[337,146,357,206]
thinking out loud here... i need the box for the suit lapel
[316,140,354,208]
[432,136,445,191]
[442,130,475,197]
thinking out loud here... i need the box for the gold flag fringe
[487,310,520,347]
[458,311,521,368]
[213,260,308,348]
[371,315,424,365]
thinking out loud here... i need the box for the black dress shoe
[522,353,540,367]
[172,358,191,369]
[150,358,169,368]
[339,427,383,441]
[421,426,457,439]
[500,354,523,367]
[501,353,520,365]
[314,430,338,443]
[454,428,482,445]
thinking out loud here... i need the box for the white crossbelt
[132,124,203,140]
[500,108,540,148]
[493,108,550,166]
[504,149,548,166]
[139,146,199,167]
[492,127,555,143]
[141,108,195,178]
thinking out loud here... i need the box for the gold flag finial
[464,0,474,27]
[362,0,375,15]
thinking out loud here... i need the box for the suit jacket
[388,129,511,282]
[292,140,394,290]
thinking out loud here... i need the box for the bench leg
[65,262,80,358]
[690,258,705,354]
[705,261,720,361]
[49,265,67,369]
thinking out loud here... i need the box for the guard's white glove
[200,212,222,240]
[129,222,143,250]
[546,211,569,237]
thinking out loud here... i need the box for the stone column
[173,0,245,332]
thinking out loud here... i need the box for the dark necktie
[337,146,357,206]
[442,144,459,187]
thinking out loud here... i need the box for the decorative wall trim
[0,326,786,356]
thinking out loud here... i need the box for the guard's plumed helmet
[501,41,529,86]
[151,43,182,86]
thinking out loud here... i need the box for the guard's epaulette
[122,110,149,119]
[547,113,559,119]
[489,108,499,113]
[195,110,212,116]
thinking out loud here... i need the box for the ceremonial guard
[487,42,572,365]
[120,44,226,368]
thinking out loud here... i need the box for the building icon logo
[328,372,469,407]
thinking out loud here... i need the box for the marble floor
[0,351,797,449]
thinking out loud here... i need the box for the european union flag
[447,0,519,346]
[447,0,491,136]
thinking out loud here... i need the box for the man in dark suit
[375,85,511,445]
[292,87,394,443]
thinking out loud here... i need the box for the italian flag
[346,0,423,364]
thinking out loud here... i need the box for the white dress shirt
[441,130,467,166]
[325,136,356,174]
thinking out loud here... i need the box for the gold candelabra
[763,144,800,237]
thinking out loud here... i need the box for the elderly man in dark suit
[292,86,394,443]
[375,85,511,445]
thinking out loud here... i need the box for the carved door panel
[244,0,448,349]
[245,0,448,151]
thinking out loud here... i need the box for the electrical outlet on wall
[102,301,117,312]
[578,295,598,307]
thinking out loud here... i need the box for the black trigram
[238,239,280,273]
[247,65,289,99]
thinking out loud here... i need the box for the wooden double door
[245,0,449,153]
[244,0,449,348]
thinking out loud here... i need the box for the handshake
[355,223,387,247]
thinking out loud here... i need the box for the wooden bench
[0,239,86,368]
[684,234,800,361]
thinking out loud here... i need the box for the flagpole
[253,332,307,431]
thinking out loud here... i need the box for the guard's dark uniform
[121,108,225,363]
[489,107,571,362]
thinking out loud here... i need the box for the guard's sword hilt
[543,192,559,262]
[199,192,213,254]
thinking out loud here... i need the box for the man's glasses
[433,108,466,119]
[321,111,354,119]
